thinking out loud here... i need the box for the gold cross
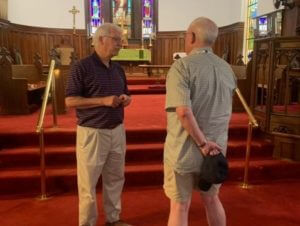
[69,6,80,34]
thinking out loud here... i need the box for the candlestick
[141,20,144,49]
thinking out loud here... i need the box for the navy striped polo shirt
[66,52,130,129]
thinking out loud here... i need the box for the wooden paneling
[0,21,88,64]
[152,22,244,65]
[216,22,244,64]
[0,19,9,48]
[0,20,244,66]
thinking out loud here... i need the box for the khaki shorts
[163,163,221,202]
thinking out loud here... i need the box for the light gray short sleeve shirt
[164,47,237,174]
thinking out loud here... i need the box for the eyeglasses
[101,35,122,43]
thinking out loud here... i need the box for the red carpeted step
[0,143,164,168]
[0,125,252,148]
[0,164,163,194]
[0,138,273,169]
[126,77,165,85]
[0,146,75,168]
[126,143,164,163]
[128,85,166,95]
[1,159,300,195]
[226,138,273,159]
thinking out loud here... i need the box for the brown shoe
[105,220,132,226]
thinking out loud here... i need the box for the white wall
[158,0,244,31]
[7,0,244,31]
[257,0,283,16]
[8,0,85,29]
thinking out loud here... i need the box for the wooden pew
[0,48,46,114]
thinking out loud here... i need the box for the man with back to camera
[163,17,237,226]
[65,23,132,226]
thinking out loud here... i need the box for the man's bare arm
[176,106,221,155]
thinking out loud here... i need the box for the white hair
[92,23,122,47]
[190,17,219,46]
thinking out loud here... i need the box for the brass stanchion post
[38,128,49,200]
[36,59,56,200]
[241,121,254,189]
[234,88,258,189]
[51,70,58,127]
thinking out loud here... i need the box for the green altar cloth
[112,49,151,62]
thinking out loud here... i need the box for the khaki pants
[76,124,126,226]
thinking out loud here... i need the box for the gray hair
[92,23,122,47]
[190,17,218,46]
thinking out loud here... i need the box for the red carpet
[1,182,300,226]
[0,90,300,225]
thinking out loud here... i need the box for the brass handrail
[234,88,259,189]
[36,59,56,133]
[35,59,57,200]
[235,88,258,128]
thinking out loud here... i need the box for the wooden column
[282,1,300,36]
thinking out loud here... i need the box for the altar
[112,48,152,74]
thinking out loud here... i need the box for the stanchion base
[36,194,52,201]
[240,183,252,189]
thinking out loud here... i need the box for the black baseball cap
[198,152,229,191]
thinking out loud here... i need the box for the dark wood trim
[0,18,9,25]
[10,23,86,34]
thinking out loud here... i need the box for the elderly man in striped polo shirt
[164,17,236,226]
[65,23,132,226]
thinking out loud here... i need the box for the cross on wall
[69,5,80,34]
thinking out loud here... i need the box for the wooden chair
[0,47,46,114]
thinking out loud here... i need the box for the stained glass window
[245,0,258,62]
[90,0,103,35]
[112,0,133,38]
[142,0,154,38]
[87,0,156,41]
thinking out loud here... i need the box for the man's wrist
[197,141,207,149]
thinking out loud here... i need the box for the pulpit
[250,36,300,160]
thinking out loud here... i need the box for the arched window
[89,0,103,35]
[142,0,155,39]
[112,0,133,38]
[86,0,156,41]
